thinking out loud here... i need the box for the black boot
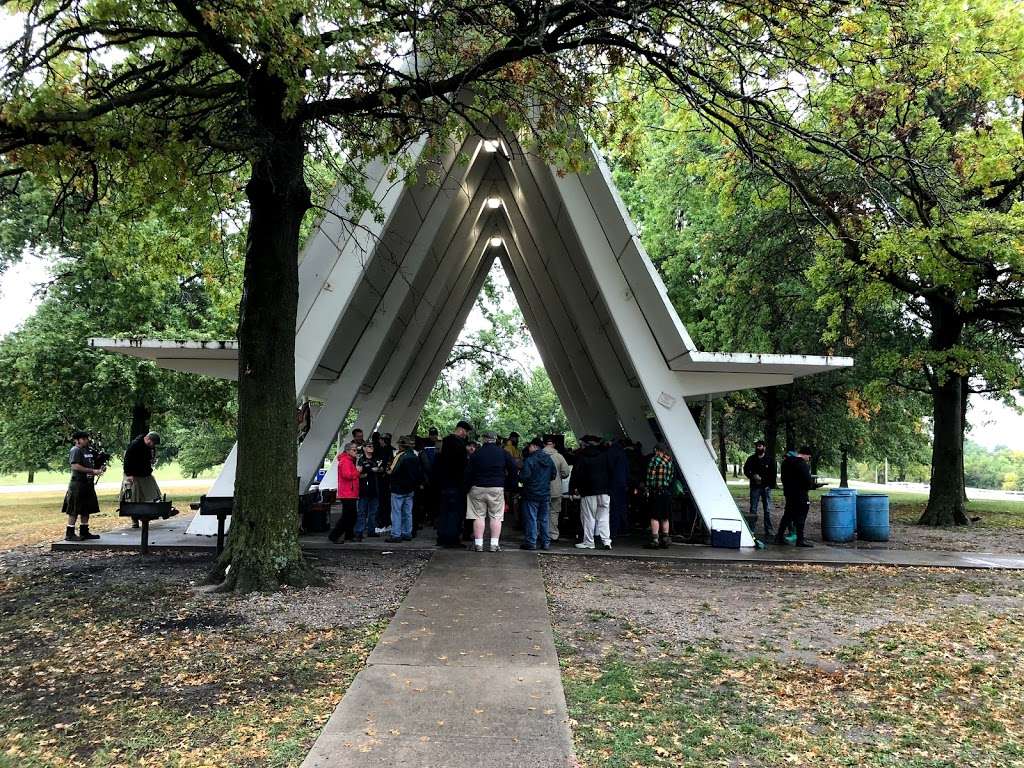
[65,526,81,542]
[659,533,671,549]
[79,525,100,541]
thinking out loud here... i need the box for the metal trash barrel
[856,494,890,541]
[820,492,857,542]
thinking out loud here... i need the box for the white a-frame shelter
[94,131,851,547]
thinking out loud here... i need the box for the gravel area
[0,547,429,632]
[542,554,1024,666]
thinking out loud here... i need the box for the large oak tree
[2,0,870,589]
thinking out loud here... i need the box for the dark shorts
[62,478,100,518]
[650,491,672,520]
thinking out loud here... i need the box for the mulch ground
[0,548,427,768]
[543,555,1024,768]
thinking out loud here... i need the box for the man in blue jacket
[518,437,557,550]
[465,431,518,552]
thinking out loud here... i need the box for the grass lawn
[728,485,1024,529]
[0,549,427,768]
[0,461,222,486]
[546,558,1024,768]
[0,486,212,550]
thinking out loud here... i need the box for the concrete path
[51,514,1024,570]
[301,549,575,768]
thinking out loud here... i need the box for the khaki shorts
[466,486,505,521]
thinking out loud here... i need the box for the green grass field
[728,484,1024,529]
[0,485,212,550]
[0,460,222,486]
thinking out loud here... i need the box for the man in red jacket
[329,441,361,543]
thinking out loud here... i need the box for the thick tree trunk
[839,449,848,488]
[917,295,972,530]
[27,469,34,484]
[762,387,779,466]
[130,399,150,442]
[208,113,317,591]
[919,373,970,525]
[959,374,969,503]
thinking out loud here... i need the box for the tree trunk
[208,111,317,591]
[762,387,780,466]
[919,301,971,527]
[130,398,151,442]
[959,374,969,503]
[27,469,34,484]
[919,373,970,525]
[839,449,848,488]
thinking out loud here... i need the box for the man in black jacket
[434,420,472,547]
[569,435,614,550]
[743,440,777,537]
[121,431,161,529]
[386,436,423,543]
[776,446,817,547]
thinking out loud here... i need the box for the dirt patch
[0,547,428,767]
[542,555,1024,665]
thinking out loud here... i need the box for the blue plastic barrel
[830,487,858,497]
[856,494,890,541]
[820,493,857,542]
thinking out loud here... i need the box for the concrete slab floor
[301,549,576,768]
[49,513,1024,570]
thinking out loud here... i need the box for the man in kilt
[122,431,163,529]
[62,430,105,541]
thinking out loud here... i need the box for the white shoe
[574,542,595,549]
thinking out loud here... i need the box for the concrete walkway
[51,514,1024,570]
[301,549,575,768]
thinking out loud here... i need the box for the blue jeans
[356,496,378,536]
[391,492,414,538]
[749,486,773,530]
[522,495,550,547]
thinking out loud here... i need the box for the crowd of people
[58,421,822,549]
[323,421,703,552]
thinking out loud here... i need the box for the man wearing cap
[543,437,571,541]
[466,431,518,552]
[434,420,472,547]
[63,430,104,541]
[776,445,818,547]
[386,436,424,543]
[122,431,163,529]
[518,437,557,550]
[744,439,777,537]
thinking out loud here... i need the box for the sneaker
[488,543,502,552]
[658,534,670,549]
[519,543,536,551]
[400,535,412,541]
[643,539,659,549]
[385,536,403,543]
[574,542,594,549]
[469,543,484,552]
[601,543,612,550]
[540,543,551,550]
[796,540,814,548]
